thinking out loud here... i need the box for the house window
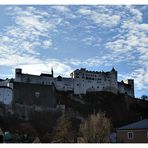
[127,132,133,139]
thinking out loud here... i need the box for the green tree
[79,112,111,143]
[52,114,75,143]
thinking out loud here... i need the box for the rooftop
[117,119,148,130]
[74,68,117,74]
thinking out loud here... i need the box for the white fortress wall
[0,87,13,105]
[73,68,118,94]
[54,77,74,91]
[15,69,54,85]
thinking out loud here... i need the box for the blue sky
[0,5,148,97]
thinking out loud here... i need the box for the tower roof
[111,67,116,72]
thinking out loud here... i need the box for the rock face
[11,82,57,120]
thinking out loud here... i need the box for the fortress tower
[124,79,134,98]
[15,68,22,81]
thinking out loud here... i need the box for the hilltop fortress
[0,67,134,119]
[14,67,134,98]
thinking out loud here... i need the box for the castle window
[77,84,79,86]
[82,74,85,78]
[35,92,40,98]
[26,78,30,83]
[97,86,99,88]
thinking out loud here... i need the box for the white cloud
[18,59,73,77]
[126,5,143,22]
[105,6,148,63]
[78,6,121,28]
[82,36,95,46]
[15,16,53,33]
[52,6,70,12]
[91,13,121,27]
[104,6,148,91]
[0,6,64,64]
[123,68,148,90]
[0,6,74,79]
[64,58,81,66]
[43,40,52,48]
[78,8,91,15]
[0,5,148,93]
[0,54,40,66]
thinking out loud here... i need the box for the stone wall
[13,82,56,108]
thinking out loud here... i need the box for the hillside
[0,90,148,142]
[56,91,148,128]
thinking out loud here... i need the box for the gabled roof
[117,119,148,130]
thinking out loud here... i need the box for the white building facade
[54,76,73,92]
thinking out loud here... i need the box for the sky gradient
[0,5,148,97]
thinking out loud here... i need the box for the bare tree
[52,114,75,143]
[79,112,111,143]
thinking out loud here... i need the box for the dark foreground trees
[79,112,111,143]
